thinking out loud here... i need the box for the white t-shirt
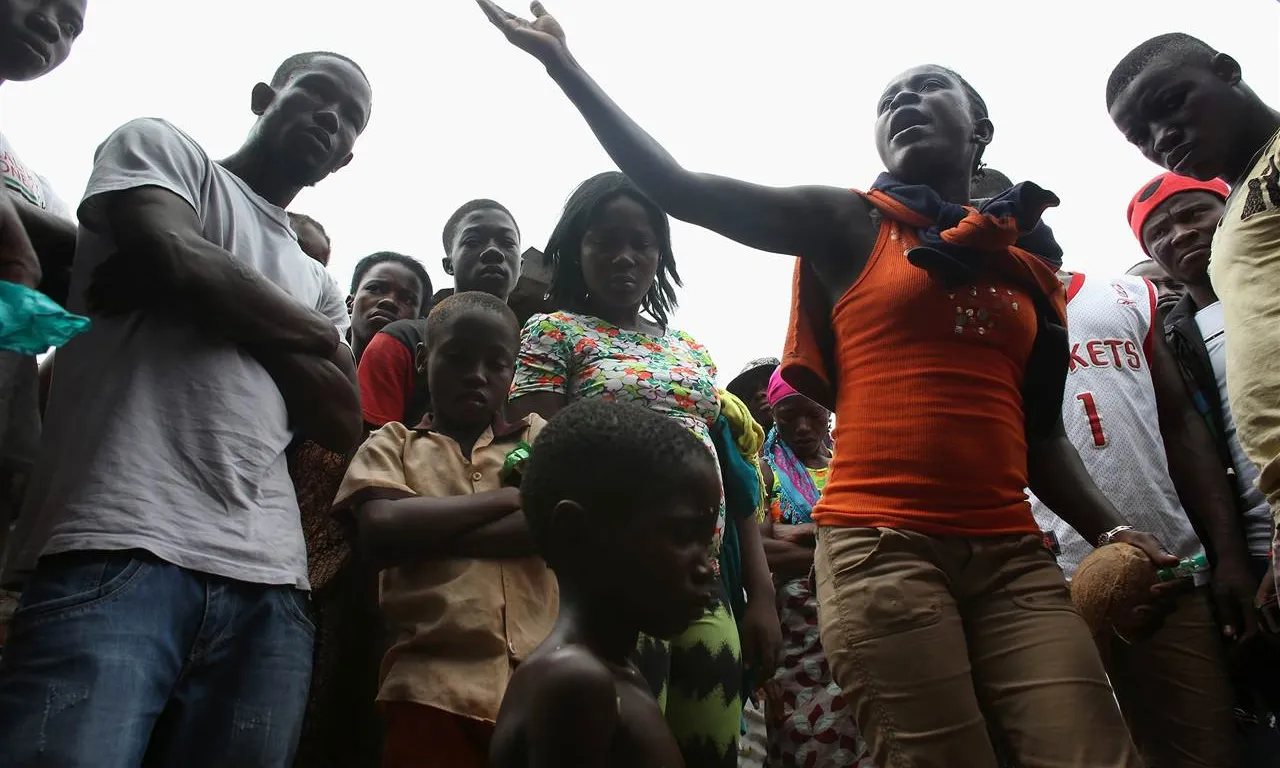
[1195,300,1273,558]
[3,118,350,590]
[0,129,71,217]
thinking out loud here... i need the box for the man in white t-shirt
[0,51,371,766]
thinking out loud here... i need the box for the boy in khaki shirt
[334,292,557,768]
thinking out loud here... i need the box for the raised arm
[476,1,866,259]
[90,186,338,355]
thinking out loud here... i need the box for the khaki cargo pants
[815,526,1142,768]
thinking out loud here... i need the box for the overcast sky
[3,0,1277,381]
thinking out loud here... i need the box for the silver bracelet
[1097,524,1134,548]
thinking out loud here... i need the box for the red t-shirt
[357,319,430,427]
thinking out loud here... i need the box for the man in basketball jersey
[1031,268,1255,767]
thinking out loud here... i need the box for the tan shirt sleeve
[332,421,416,514]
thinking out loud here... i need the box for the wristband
[1096,524,1134,548]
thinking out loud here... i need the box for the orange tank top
[812,220,1041,536]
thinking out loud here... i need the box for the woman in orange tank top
[478,4,1179,767]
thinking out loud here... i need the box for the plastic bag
[0,281,90,355]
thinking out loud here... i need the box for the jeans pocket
[15,552,149,624]
[276,588,317,635]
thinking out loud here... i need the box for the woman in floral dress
[507,171,779,768]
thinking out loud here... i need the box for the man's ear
[1210,52,1242,87]
[251,82,275,116]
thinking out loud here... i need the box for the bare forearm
[1165,413,1250,565]
[253,345,361,453]
[545,56,842,256]
[448,511,538,558]
[98,189,338,352]
[11,197,75,303]
[0,195,40,289]
[357,488,521,568]
[163,232,338,352]
[737,514,776,601]
[1028,434,1126,544]
[762,538,814,581]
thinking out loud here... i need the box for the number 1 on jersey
[1076,392,1107,447]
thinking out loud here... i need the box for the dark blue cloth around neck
[869,172,1065,269]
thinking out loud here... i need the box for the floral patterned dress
[510,310,725,557]
[766,466,873,768]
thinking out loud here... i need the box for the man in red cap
[1129,172,1272,582]
[1129,171,1280,751]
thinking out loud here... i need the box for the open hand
[475,0,569,67]
[1111,528,1180,569]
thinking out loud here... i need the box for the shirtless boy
[491,399,720,768]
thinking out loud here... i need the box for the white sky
[2,0,1277,382]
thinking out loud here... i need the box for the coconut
[1070,543,1157,651]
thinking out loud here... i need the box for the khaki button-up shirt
[333,415,558,722]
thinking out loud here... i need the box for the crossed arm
[356,487,536,569]
[93,185,361,452]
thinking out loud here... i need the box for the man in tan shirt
[1109,32,1280,614]
[334,292,557,768]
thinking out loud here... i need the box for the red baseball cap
[1127,172,1229,254]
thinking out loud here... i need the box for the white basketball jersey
[1030,273,1206,581]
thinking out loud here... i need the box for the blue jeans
[0,550,314,767]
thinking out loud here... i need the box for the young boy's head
[288,211,331,265]
[1107,33,1252,182]
[969,166,1014,200]
[441,199,521,301]
[521,399,719,640]
[0,0,86,84]
[419,291,520,428]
